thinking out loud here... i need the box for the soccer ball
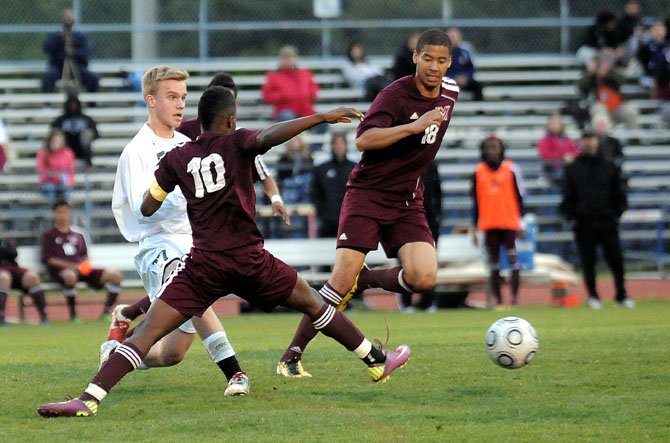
[485,317,538,369]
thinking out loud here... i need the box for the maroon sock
[121,296,151,320]
[103,291,119,315]
[0,290,7,322]
[64,292,77,319]
[28,288,48,322]
[280,284,342,362]
[82,342,145,401]
[313,304,365,352]
[357,266,412,295]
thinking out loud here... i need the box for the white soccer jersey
[111,123,192,243]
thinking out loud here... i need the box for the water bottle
[517,213,537,270]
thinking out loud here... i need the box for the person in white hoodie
[106,65,248,397]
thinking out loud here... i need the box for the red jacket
[536,133,579,169]
[261,67,319,118]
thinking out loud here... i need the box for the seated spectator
[578,51,639,130]
[41,201,122,322]
[446,27,484,101]
[276,134,314,184]
[262,45,319,122]
[0,118,15,172]
[274,135,314,238]
[42,9,99,94]
[0,233,49,324]
[391,31,420,80]
[342,41,387,101]
[311,131,356,238]
[656,44,670,126]
[592,113,625,169]
[536,113,580,184]
[36,128,76,206]
[636,20,669,93]
[51,94,98,167]
[576,10,628,67]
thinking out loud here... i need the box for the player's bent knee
[405,271,436,293]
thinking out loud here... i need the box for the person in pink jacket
[535,113,580,184]
[262,45,319,121]
[36,128,76,205]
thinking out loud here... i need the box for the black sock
[361,345,386,366]
[216,356,242,381]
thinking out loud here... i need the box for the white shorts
[135,234,196,334]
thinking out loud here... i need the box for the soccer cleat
[224,372,250,397]
[368,344,411,383]
[107,304,131,341]
[276,357,312,378]
[615,298,636,308]
[37,397,98,418]
[99,339,120,369]
[587,297,603,310]
[338,263,369,311]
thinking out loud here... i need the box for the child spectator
[536,113,580,184]
[36,128,76,206]
[342,41,386,101]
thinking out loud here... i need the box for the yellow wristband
[149,179,168,202]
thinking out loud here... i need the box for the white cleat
[224,372,249,397]
[99,339,120,369]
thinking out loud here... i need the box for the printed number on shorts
[187,153,226,198]
[152,249,169,268]
[421,124,439,144]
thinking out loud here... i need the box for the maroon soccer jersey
[176,118,200,141]
[40,226,88,265]
[154,129,267,252]
[352,76,458,200]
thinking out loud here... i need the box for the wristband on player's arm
[149,179,168,202]
[270,194,284,205]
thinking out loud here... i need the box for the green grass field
[2,301,670,442]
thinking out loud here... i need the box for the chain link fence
[0,0,668,60]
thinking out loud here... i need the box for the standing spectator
[398,160,443,312]
[0,234,49,324]
[576,11,627,66]
[311,131,356,238]
[390,31,421,80]
[535,113,580,184]
[341,41,386,101]
[578,51,639,130]
[51,94,98,167]
[42,9,99,94]
[617,0,644,61]
[592,113,625,169]
[262,45,319,122]
[560,131,634,309]
[636,20,669,93]
[471,135,525,306]
[41,200,122,321]
[446,27,484,101]
[0,119,15,172]
[36,128,76,206]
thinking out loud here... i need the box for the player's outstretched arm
[356,108,443,152]
[256,107,363,150]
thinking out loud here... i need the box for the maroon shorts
[484,229,518,261]
[156,246,297,317]
[0,264,29,290]
[48,267,106,290]
[337,188,434,258]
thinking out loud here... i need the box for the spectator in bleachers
[262,45,319,122]
[576,10,627,67]
[446,27,484,101]
[559,130,634,309]
[391,31,420,80]
[311,131,356,238]
[471,135,525,306]
[41,200,122,321]
[0,118,15,172]
[36,128,76,206]
[592,113,625,169]
[535,113,580,184]
[636,20,669,94]
[617,0,644,62]
[656,44,670,126]
[342,41,387,101]
[51,94,98,168]
[578,51,639,130]
[41,9,99,94]
[275,134,313,237]
[0,234,49,324]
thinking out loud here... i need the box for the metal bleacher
[1,53,669,271]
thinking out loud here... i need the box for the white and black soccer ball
[485,317,538,369]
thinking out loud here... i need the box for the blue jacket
[446,46,475,79]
